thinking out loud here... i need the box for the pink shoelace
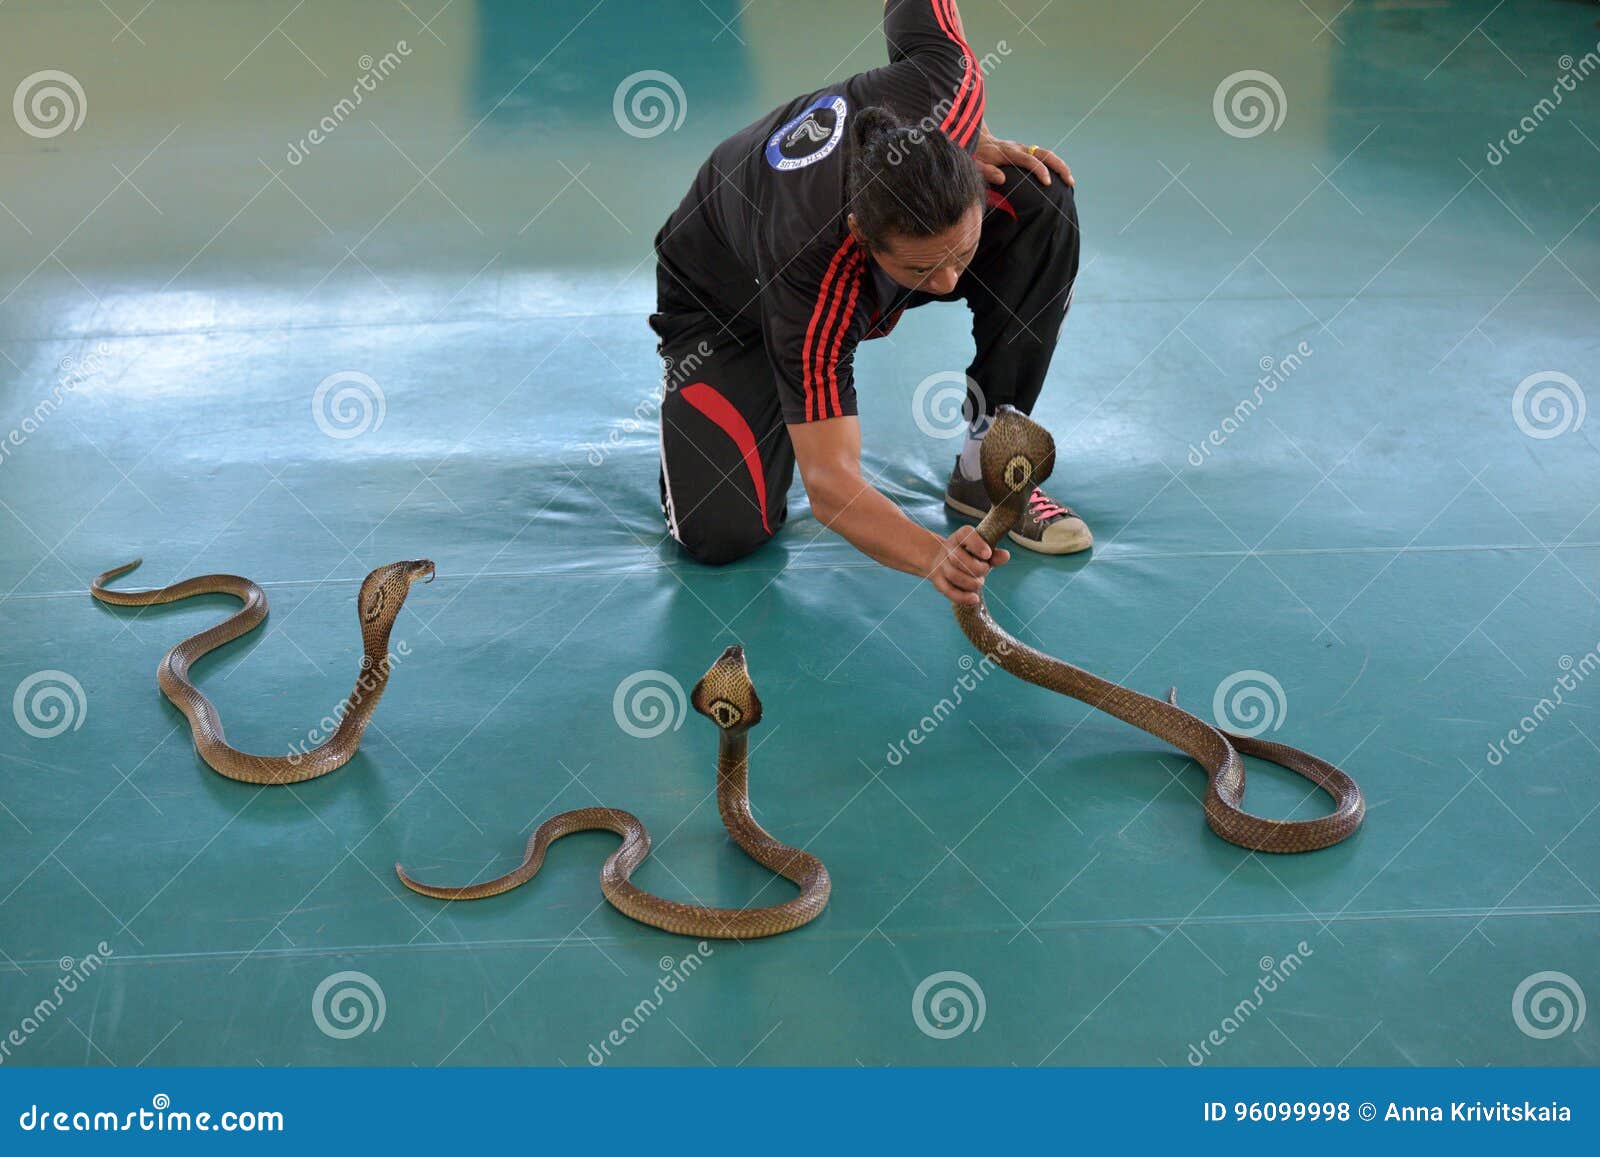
[1026,488,1070,521]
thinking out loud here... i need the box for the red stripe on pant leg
[939,0,985,146]
[985,188,1016,219]
[954,81,985,147]
[933,0,985,146]
[931,0,978,139]
[680,382,771,535]
[950,47,985,146]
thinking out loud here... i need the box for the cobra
[786,116,831,146]
[396,645,831,938]
[90,558,436,785]
[954,407,1364,852]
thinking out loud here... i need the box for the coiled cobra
[956,407,1364,852]
[396,645,831,939]
[90,558,435,785]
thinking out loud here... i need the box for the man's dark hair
[845,105,983,250]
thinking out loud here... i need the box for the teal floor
[2,1,1597,1066]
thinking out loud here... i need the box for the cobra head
[691,645,763,734]
[358,559,436,627]
[979,405,1057,512]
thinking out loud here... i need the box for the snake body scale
[396,645,832,939]
[954,406,1365,852]
[90,558,436,785]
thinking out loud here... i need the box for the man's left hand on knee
[973,121,1074,188]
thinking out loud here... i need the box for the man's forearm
[809,472,942,578]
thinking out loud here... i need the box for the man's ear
[846,214,868,249]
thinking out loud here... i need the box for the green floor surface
[1,1,1596,1066]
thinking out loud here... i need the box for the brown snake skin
[90,558,435,784]
[396,645,831,939]
[956,407,1365,852]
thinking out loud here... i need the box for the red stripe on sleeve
[810,248,861,420]
[823,254,864,417]
[801,237,857,421]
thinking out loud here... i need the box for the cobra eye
[709,699,743,728]
[1004,455,1032,491]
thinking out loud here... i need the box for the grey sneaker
[944,458,1093,555]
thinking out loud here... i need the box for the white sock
[958,414,992,481]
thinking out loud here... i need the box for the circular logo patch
[765,95,847,171]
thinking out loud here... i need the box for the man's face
[859,203,983,296]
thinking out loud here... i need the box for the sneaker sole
[944,493,1094,556]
